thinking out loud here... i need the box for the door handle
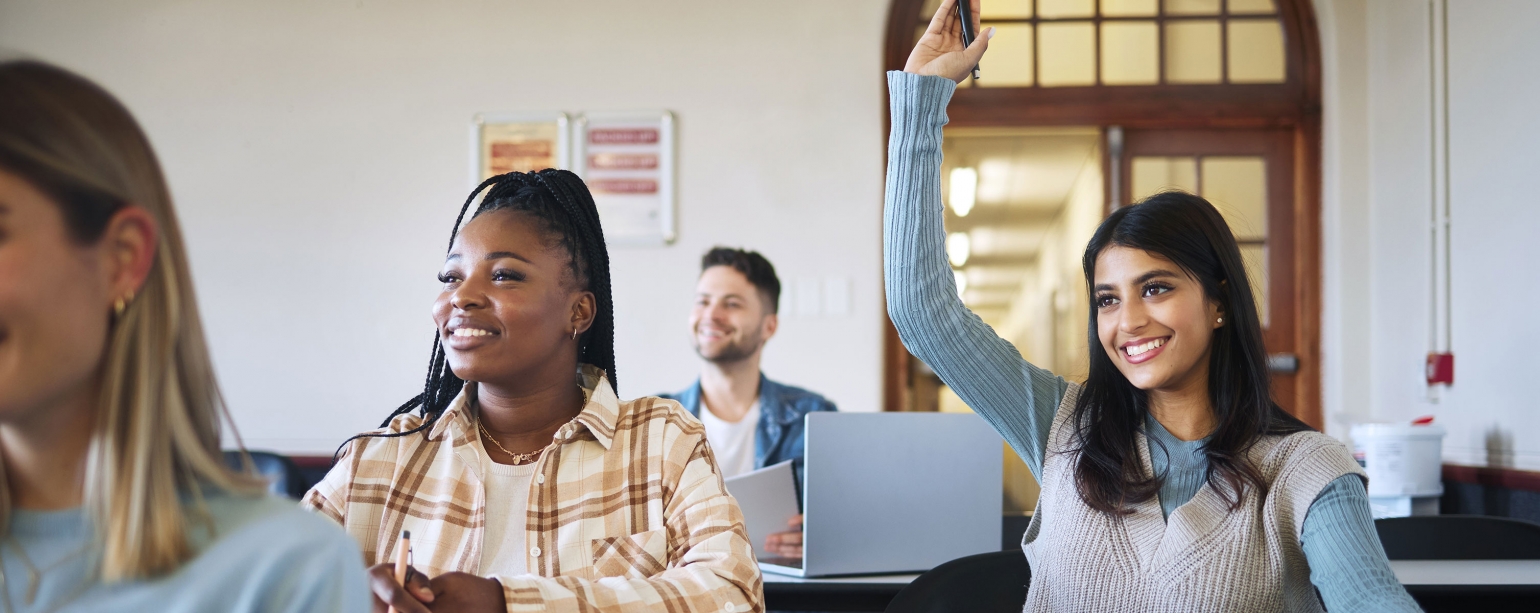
[1268,353,1300,374]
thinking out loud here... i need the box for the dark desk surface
[761,560,1540,612]
[762,572,916,612]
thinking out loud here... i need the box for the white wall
[0,0,892,453]
[10,0,1536,467]
[1318,0,1540,470]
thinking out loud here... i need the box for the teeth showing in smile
[1126,338,1165,357]
[452,328,495,338]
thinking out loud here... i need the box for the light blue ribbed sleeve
[1302,475,1424,612]
[884,70,1070,477]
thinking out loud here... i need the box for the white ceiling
[943,127,1101,215]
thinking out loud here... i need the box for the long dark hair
[1071,191,1309,514]
[337,170,616,456]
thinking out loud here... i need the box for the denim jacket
[661,374,836,508]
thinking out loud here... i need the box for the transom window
[917,0,1288,88]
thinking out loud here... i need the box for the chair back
[223,450,303,499]
[1376,515,1540,560]
[884,550,1031,613]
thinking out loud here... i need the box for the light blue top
[883,70,1421,612]
[1,492,369,613]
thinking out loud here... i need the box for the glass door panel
[1119,129,1303,418]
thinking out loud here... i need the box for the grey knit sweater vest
[1020,385,1366,612]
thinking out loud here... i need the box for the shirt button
[536,473,545,484]
[530,546,541,557]
[724,604,738,613]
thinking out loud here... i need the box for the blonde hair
[0,60,264,579]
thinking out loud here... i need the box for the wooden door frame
[880,0,1324,427]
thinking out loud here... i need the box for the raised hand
[903,0,993,83]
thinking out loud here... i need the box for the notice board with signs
[574,111,676,246]
[472,112,569,183]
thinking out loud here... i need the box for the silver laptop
[759,412,1002,577]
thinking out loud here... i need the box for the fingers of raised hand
[922,0,960,38]
[906,5,994,81]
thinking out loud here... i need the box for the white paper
[723,459,800,561]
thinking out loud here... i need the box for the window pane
[1165,20,1222,83]
[1038,22,1096,86]
[1131,156,1197,200]
[1039,0,1094,19]
[978,24,1036,87]
[1101,21,1159,85]
[1164,0,1220,15]
[1239,244,1269,325]
[1200,156,1268,241]
[1101,0,1158,17]
[1228,20,1287,83]
[982,0,1034,19]
[1228,0,1277,14]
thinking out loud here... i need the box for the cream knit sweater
[1020,386,1367,612]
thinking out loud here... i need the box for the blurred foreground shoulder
[199,493,371,612]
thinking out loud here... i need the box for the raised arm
[884,0,1069,477]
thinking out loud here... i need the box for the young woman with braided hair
[304,170,762,613]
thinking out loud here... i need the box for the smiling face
[432,208,594,389]
[1092,245,1223,394]
[0,170,115,420]
[690,265,776,364]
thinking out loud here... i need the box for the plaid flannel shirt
[303,366,764,613]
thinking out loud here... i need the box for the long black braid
[332,169,617,461]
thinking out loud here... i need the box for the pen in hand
[956,0,981,79]
[388,530,411,613]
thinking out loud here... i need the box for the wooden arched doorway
[881,0,1325,428]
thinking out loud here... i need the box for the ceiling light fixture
[947,232,971,267]
[949,167,977,217]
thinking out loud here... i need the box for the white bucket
[1350,423,1446,498]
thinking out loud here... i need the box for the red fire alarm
[1426,353,1454,386]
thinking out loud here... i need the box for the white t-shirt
[476,433,537,576]
[698,400,760,479]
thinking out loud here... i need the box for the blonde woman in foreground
[0,59,369,612]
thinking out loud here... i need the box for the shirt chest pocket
[589,529,668,579]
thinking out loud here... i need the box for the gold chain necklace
[0,536,94,612]
[477,421,553,465]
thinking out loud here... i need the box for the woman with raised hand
[304,170,762,613]
[884,2,1420,611]
[0,60,369,612]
